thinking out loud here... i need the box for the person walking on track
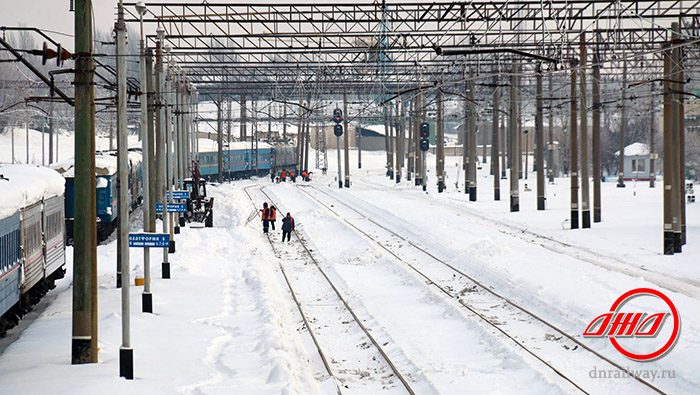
[281,212,295,242]
[269,205,277,231]
[261,202,270,233]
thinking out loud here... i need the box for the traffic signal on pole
[333,108,343,124]
[419,122,430,151]
[334,124,343,137]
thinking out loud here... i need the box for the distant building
[615,142,652,180]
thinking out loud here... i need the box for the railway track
[242,184,417,395]
[297,184,667,395]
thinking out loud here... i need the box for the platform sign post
[129,233,171,248]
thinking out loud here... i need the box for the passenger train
[196,141,297,179]
[0,165,66,335]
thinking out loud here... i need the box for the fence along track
[242,184,416,395]
[298,184,666,395]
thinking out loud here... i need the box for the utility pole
[672,26,685,249]
[663,46,675,254]
[509,62,519,211]
[492,73,501,201]
[384,104,391,177]
[240,95,247,140]
[407,99,413,180]
[570,61,580,229]
[395,100,402,183]
[467,75,477,201]
[296,99,303,170]
[282,102,287,141]
[592,52,602,222]
[536,65,545,210]
[617,60,627,188]
[115,0,132,379]
[649,83,656,189]
[49,101,54,164]
[548,72,555,183]
[436,90,445,192]
[72,0,98,364]
[462,80,469,194]
[138,5,153,313]
[580,35,591,228]
[217,99,223,182]
[388,104,395,179]
[343,92,350,187]
[414,93,422,186]
[304,114,310,171]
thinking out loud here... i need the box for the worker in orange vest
[280,169,287,182]
[301,170,309,181]
[269,205,277,230]
[260,202,270,233]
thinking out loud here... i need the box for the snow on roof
[51,152,118,178]
[363,124,386,136]
[0,164,65,217]
[615,142,650,157]
[197,139,272,153]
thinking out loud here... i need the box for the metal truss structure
[123,1,699,100]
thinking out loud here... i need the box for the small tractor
[181,160,214,227]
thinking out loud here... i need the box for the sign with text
[156,203,187,213]
[167,190,189,200]
[128,233,170,248]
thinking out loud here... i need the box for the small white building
[615,142,652,180]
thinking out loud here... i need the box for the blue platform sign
[167,190,190,200]
[129,233,170,248]
[156,203,187,213]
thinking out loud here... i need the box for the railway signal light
[334,124,343,137]
[419,122,430,151]
[333,108,343,123]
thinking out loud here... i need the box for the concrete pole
[217,100,223,182]
[343,92,350,187]
[395,100,402,183]
[384,104,391,177]
[115,1,132,378]
[407,99,413,180]
[304,116,310,171]
[570,63,580,229]
[536,66,545,210]
[49,101,54,164]
[492,74,501,200]
[617,61,627,188]
[155,40,164,223]
[25,122,29,164]
[662,48,675,254]
[296,99,303,170]
[414,93,422,185]
[337,132,342,188]
[436,90,445,192]
[580,35,591,228]
[467,75,477,201]
[677,47,686,246]
[11,123,15,163]
[509,62,519,211]
[649,83,656,189]
[388,104,395,179]
[139,18,153,313]
[358,122,363,169]
[282,102,287,141]
[592,53,602,222]
[462,81,469,193]
[240,95,247,140]
[671,29,683,251]
[548,72,555,183]
[72,0,98,364]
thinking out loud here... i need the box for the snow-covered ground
[0,141,697,394]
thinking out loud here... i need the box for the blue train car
[0,211,21,331]
[197,141,294,180]
[0,164,66,335]
[52,152,126,241]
